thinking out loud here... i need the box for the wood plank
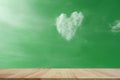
[0,69,119,80]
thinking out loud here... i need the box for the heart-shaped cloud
[56,11,84,41]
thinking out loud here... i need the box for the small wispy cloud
[111,20,120,32]
[56,11,84,41]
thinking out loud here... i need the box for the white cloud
[56,11,84,41]
[111,20,120,32]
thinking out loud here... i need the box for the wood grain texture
[0,69,120,80]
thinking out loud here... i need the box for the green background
[0,0,120,68]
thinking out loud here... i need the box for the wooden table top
[0,69,120,80]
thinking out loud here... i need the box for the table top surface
[0,69,120,79]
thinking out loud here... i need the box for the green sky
[0,0,120,68]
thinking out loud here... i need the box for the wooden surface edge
[0,69,120,79]
[0,78,120,80]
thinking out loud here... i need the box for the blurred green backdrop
[0,0,120,68]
